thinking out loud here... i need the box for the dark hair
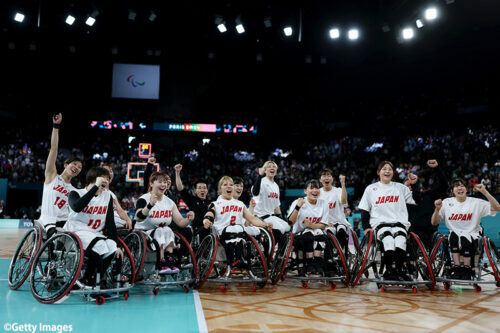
[305,179,321,189]
[232,177,244,185]
[377,161,394,174]
[86,166,110,185]
[449,178,467,196]
[319,169,333,177]
[194,180,208,188]
[148,172,170,192]
[64,157,83,166]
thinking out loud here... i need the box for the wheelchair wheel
[429,233,448,277]
[325,233,349,284]
[258,228,275,263]
[174,231,198,280]
[195,234,218,288]
[123,231,147,281]
[408,232,435,290]
[351,229,374,287]
[246,235,269,288]
[483,237,500,283]
[8,225,43,290]
[103,238,136,285]
[350,229,360,252]
[30,232,84,304]
[270,232,293,285]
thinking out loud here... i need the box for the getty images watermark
[3,323,73,333]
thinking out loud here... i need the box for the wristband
[294,205,301,211]
[147,203,154,210]
[53,124,60,129]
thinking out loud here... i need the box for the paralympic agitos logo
[127,74,145,88]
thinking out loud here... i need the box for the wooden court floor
[2,229,499,332]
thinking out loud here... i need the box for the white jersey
[253,177,281,216]
[39,175,76,225]
[135,193,175,230]
[358,181,415,229]
[289,198,329,234]
[438,197,497,240]
[319,187,349,227]
[212,197,246,234]
[65,188,111,234]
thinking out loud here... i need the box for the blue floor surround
[0,259,206,333]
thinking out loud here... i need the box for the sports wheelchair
[350,229,435,293]
[267,230,352,289]
[195,229,269,292]
[429,232,500,292]
[122,229,197,295]
[29,230,135,305]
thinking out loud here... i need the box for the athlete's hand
[116,248,124,260]
[408,173,418,184]
[258,167,265,176]
[187,211,195,221]
[297,197,305,208]
[339,174,346,185]
[53,113,62,125]
[304,221,313,228]
[125,218,132,230]
[250,199,256,208]
[474,184,486,194]
[95,177,106,188]
[174,164,182,173]
[148,157,156,164]
[434,199,442,210]
[363,228,373,236]
[203,219,213,229]
[266,222,273,230]
[427,160,438,168]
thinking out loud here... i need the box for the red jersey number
[54,197,66,209]
[87,219,102,230]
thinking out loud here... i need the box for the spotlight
[217,23,227,33]
[236,24,245,34]
[14,12,25,23]
[402,28,414,40]
[329,28,340,39]
[85,17,96,26]
[149,12,157,22]
[348,29,359,40]
[425,7,438,20]
[283,26,292,37]
[65,15,75,25]
[416,19,424,28]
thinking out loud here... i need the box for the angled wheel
[122,231,147,282]
[409,232,435,290]
[246,234,269,288]
[483,237,500,284]
[30,232,84,304]
[351,229,374,287]
[270,232,293,285]
[429,233,448,278]
[195,234,218,289]
[174,231,198,280]
[258,227,275,264]
[103,238,136,287]
[325,233,349,284]
[9,225,43,290]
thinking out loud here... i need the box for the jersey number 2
[87,219,101,230]
[230,216,236,225]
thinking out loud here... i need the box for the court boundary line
[193,289,208,333]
